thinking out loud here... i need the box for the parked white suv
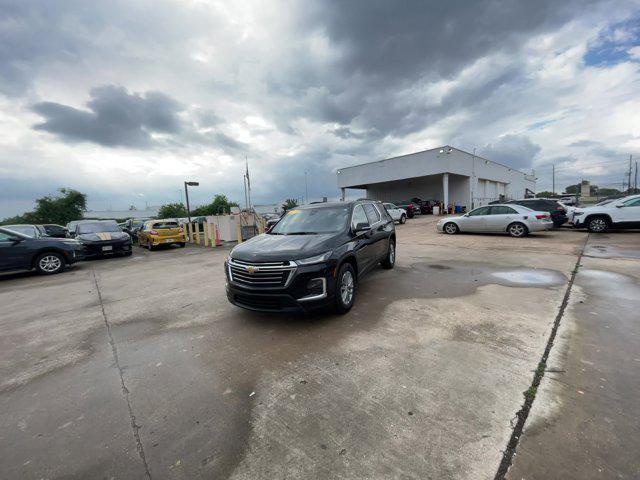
[572,194,640,232]
[383,203,407,224]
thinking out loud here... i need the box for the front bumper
[82,240,132,257]
[64,248,86,264]
[225,261,336,313]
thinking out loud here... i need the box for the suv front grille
[228,258,296,288]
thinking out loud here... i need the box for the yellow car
[138,219,186,250]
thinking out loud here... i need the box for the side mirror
[354,222,371,234]
[615,204,624,208]
[11,237,24,245]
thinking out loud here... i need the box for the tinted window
[363,203,381,224]
[490,206,517,215]
[77,222,120,234]
[270,206,350,234]
[152,221,179,229]
[468,206,491,216]
[5,225,35,236]
[0,232,13,241]
[623,197,640,207]
[351,205,369,229]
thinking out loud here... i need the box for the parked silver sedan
[436,204,554,237]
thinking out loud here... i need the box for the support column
[442,173,449,210]
[340,188,346,201]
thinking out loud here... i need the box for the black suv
[500,199,568,227]
[225,200,396,314]
[0,227,85,275]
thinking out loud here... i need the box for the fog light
[299,277,327,302]
[307,278,324,295]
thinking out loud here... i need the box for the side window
[363,203,381,224]
[623,198,640,207]
[469,206,491,216]
[0,232,13,241]
[351,205,369,229]
[490,206,517,215]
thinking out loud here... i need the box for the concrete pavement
[506,231,640,480]
[1,217,637,479]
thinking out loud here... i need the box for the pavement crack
[493,233,589,480]
[92,270,153,480]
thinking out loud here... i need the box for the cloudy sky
[1,0,639,217]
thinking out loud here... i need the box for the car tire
[124,251,133,256]
[35,252,65,275]
[381,239,396,269]
[178,242,186,248]
[553,221,564,228]
[508,222,528,237]
[587,216,609,233]
[335,263,356,314]
[399,214,406,224]
[443,222,459,235]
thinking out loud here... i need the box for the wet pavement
[506,232,640,480]
[0,217,637,479]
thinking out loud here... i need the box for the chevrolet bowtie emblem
[245,266,258,274]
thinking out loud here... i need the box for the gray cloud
[32,86,183,148]
[480,135,541,170]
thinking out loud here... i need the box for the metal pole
[635,161,638,192]
[304,171,308,204]
[552,164,555,195]
[184,182,191,223]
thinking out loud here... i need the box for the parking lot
[1,216,638,479]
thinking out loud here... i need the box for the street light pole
[184,181,199,223]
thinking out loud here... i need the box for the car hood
[77,231,130,242]
[230,233,339,262]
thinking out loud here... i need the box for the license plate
[102,246,113,251]
[164,238,174,243]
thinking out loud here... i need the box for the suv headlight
[296,251,332,265]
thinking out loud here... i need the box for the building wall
[338,146,536,204]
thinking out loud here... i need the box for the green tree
[158,203,188,218]
[564,184,581,194]
[282,198,298,211]
[598,188,621,196]
[1,188,87,225]
[192,194,239,216]
[536,191,556,198]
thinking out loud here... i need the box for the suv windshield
[77,222,121,234]
[270,206,349,234]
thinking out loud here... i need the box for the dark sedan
[0,227,84,275]
[72,220,133,257]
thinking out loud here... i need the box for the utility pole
[552,164,555,195]
[635,160,638,193]
[471,147,476,209]
[628,155,633,194]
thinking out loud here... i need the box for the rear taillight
[150,229,158,235]
[556,205,564,211]
[535,214,549,220]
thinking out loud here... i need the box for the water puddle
[584,245,640,260]
[577,269,640,301]
[488,269,566,287]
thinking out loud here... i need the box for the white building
[337,146,536,208]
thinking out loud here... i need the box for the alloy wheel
[340,271,354,305]
[589,218,607,232]
[444,223,457,234]
[39,255,62,272]
[510,224,526,237]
